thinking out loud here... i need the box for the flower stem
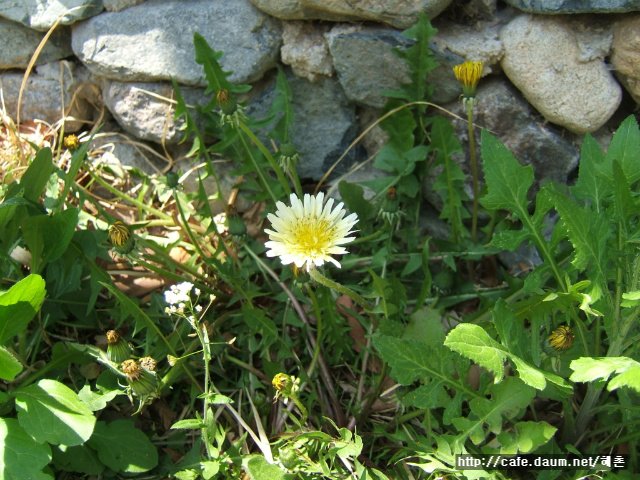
[308,267,373,312]
[467,102,479,244]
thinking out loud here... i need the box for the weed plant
[0,14,638,480]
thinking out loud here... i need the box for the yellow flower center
[292,217,333,253]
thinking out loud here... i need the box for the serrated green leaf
[193,32,250,95]
[88,420,158,473]
[571,133,606,210]
[601,115,640,185]
[22,207,79,272]
[15,379,96,446]
[452,378,535,445]
[242,303,277,348]
[269,68,295,141]
[611,159,636,228]
[0,418,52,480]
[480,130,533,216]
[388,12,438,103]
[546,187,609,297]
[495,420,557,454]
[444,323,571,394]
[570,356,640,393]
[0,345,22,380]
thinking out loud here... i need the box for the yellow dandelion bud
[63,134,80,150]
[108,221,135,255]
[272,372,289,392]
[453,60,484,100]
[121,359,157,396]
[121,359,142,381]
[548,325,574,351]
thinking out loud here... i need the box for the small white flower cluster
[164,282,194,314]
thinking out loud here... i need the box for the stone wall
[2,0,640,193]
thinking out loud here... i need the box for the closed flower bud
[216,89,237,115]
[108,221,135,255]
[121,359,157,396]
[544,325,575,355]
[227,208,247,241]
[106,330,131,364]
[453,60,483,100]
[377,186,403,226]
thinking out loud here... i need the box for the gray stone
[502,0,640,14]
[281,21,333,82]
[248,71,357,181]
[326,25,411,108]
[103,0,145,11]
[102,80,208,145]
[0,18,72,69]
[0,61,92,132]
[500,14,621,134]
[72,0,282,86]
[0,0,103,31]
[90,130,167,177]
[611,14,640,104]
[424,78,579,209]
[249,0,453,29]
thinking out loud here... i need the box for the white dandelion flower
[264,192,358,271]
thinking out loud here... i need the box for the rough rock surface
[0,0,104,31]
[500,15,621,134]
[249,0,453,29]
[611,14,640,104]
[249,71,357,181]
[72,0,282,86]
[102,80,209,145]
[281,21,333,82]
[425,78,579,210]
[0,19,72,69]
[502,0,640,14]
[326,25,410,108]
[0,62,91,131]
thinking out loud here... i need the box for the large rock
[281,21,333,82]
[611,14,640,104]
[500,15,621,134]
[72,0,282,86]
[0,61,92,131]
[502,0,640,14]
[102,80,209,145]
[248,71,358,181]
[0,0,103,31]
[424,78,579,209]
[249,0,453,29]
[326,25,410,108]
[0,19,72,69]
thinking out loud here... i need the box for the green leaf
[338,181,373,222]
[193,32,250,95]
[379,101,416,150]
[77,383,119,411]
[14,379,96,446]
[444,323,571,395]
[495,420,557,454]
[241,303,278,348]
[611,159,636,228]
[245,455,292,480]
[570,357,640,393]
[0,274,46,345]
[600,115,640,185]
[0,418,52,480]
[171,419,205,430]
[480,130,533,215]
[22,207,79,272]
[570,133,606,210]
[269,68,295,141]
[20,147,54,203]
[546,187,609,296]
[0,346,22,380]
[386,12,438,103]
[88,420,159,473]
[52,443,105,476]
[452,378,535,445]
